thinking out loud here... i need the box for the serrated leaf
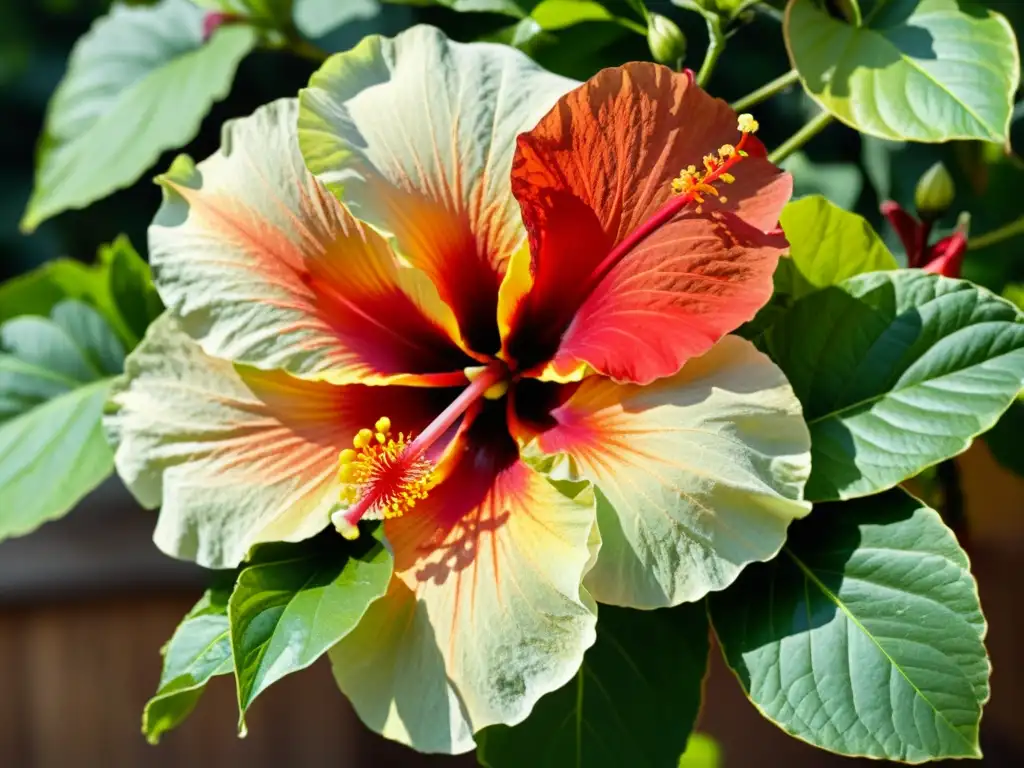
[778,195,897,300]
[0,301,125,540]
[477,602,709,767]
[143,589,234,745]
[22,0,255,231]
[710,488,989,761]
[784,0,1020,143]
[229,527,392,729]
[764,270,1024,500]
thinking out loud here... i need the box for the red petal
[922,232,967,277]
[881,200,927,267]
[504,63,791,383]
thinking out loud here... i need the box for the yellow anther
[335,418,437,531]
[719,144,735,158]
[353,428,373,449]
[738,113,759,134]
[719,196,728,203]
[721,173,735,184]
[687,164,697,174]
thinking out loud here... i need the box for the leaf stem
[768,110,833,164]
[618,17,649,36]
[730,69,799,112]
[967,214,1024,251]
[285,37,330,62]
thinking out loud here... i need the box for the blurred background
[1,1,1022,765]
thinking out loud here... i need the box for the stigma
[330,415,435,540]
[670,113,760,212]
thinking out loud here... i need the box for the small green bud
[647,13,687,68]
[914,161,956,221]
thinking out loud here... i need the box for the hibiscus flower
[106,26,811,754]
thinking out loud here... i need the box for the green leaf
[530,0,615,29]
[778,195,898,300]
[229,527,393,729]
[765,271,1024,501]
[0,238,162,351]
[780,151,863,211]
[678,733,721,767]
[294,0,379,36]
[710,488,989,761]
[477,602,709,767]
[21,0,256,231]
[383,0,527,15]
[98,235,164,349]
[143,589,234,745]
[0,260,109,325]
[784,0,1020,142]
[0,301,125,541]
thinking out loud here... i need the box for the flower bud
[914,161,956,222]
[647,13,687,68]
[202,12,245,42]
[922,212,970,278]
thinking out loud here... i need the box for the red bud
[922,232,967,278]
[202,12,244,42]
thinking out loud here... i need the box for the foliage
[2,0,1023,765]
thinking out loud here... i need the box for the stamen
[331,364,506,540]
[331,417,435,539]
[579,112,764,301]
[669,113,760,205]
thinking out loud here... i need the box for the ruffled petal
[329,402,598,753]
[503,63,791,384]
[298,25,575,355]
[104,314,458,568]
[516,336,811,608]
[151,98,473,386]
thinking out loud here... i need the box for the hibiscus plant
[2,0,1024,765]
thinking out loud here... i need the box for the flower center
[331,363,507,540]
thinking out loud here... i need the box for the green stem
[968,215,1024,251]
[286,36,329,62]
[618,17,649,36]
[767,110,833,164]
[696,15,725,88]
[730,70,799,112]
[752,2,785,23]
